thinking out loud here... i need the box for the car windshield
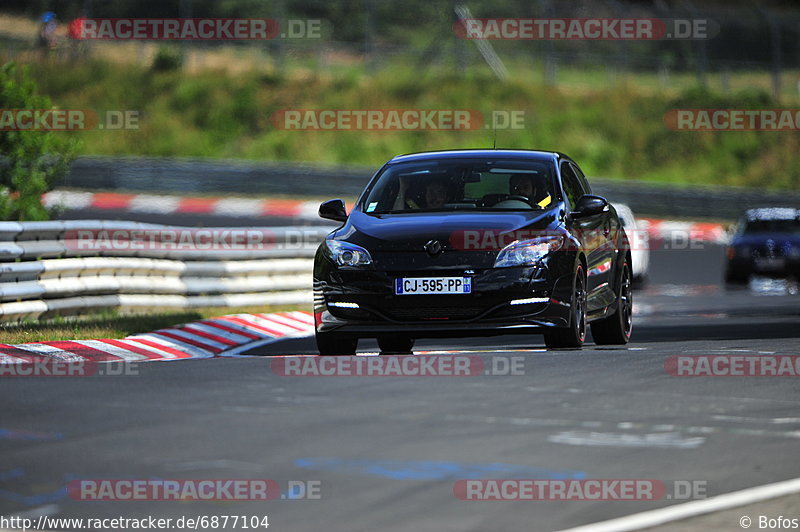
[361,159,556,214]
[742,219,800,234]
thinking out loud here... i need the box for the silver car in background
[615,203,650,284]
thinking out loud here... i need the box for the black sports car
[725,208,800,283]
[312,149,632,354]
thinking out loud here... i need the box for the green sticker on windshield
[367,202,378,212]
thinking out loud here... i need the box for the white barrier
[0,221,329,321]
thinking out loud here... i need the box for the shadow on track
[631,319,800,344]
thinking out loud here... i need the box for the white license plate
[754,257,786,271]
[395,277,472,295]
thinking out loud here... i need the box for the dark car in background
[312,149,632,354]
[725,208,800,283]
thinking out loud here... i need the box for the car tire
[724,269,749,284]
[591,258,633,345]
[316,332,358,356]
[378,335,415,354]
[544,265,587,349]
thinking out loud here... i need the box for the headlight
[494,235,565,268]
[324,240,373,267]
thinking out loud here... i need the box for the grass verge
[0,304,306,344]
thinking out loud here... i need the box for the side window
[570,163,592,195]
[560,162,583,210]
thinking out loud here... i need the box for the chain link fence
[3,1,800,97]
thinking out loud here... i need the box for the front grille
[753,250,779,257]
[384,305,486,321]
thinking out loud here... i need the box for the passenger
[394,178,450,210]
[423,180,448,209]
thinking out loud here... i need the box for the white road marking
[548,430,706,449]
[556,476,800,532]
[713,415,800,425]
[652,424,676,431]
[442,409,800,440]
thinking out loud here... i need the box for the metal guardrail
[589,180,800,223]
[59,156,376,198]
[58,157,800,221]
[0,221,330,322]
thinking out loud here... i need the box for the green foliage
[0,62,77,221]
[151,46,183,72]
[14,59,800,191]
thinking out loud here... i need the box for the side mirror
[319,199,348,222]
[572,195,609,218]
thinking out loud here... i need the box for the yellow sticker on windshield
[537,195,552,208]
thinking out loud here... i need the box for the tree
[0,62,77,221]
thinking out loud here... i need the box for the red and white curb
[44,190,729,243]
[44,190,325,220]
[640,218,728,244]
[0,311,314,365]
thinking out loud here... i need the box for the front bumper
[313,265,575,339]
[727,256,800,278]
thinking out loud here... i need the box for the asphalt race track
[1,243,799,531]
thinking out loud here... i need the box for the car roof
[743,208,800,222]
[387,149,566,164]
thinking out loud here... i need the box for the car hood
[337,208,562,252]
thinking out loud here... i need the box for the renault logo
[424,239,443,256]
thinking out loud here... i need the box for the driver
[509,175,551,208]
